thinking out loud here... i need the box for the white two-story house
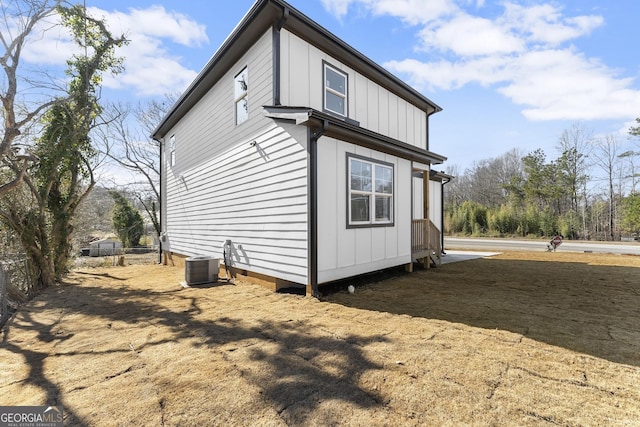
[152,0,448,296]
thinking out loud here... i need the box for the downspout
[441,176,450,254]
[156,136,163,264]
[272,6,289,106]
[426,109,436,151]
[308,119,328,298]
[426,112,430,150]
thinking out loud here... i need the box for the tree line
[444,124,640,241]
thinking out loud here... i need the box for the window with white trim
[348,154,394,226]
[234,66,248,125]
[324,62,347,116]
[169,134,176,167]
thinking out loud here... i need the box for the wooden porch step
[429,250,441,267]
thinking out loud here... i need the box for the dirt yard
[1,250,639,426]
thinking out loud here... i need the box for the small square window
[169,134,176,167]
[234,66,248,125]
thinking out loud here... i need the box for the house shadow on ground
[2,271,387,425]
[325,256,640,367]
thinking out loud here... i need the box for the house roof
[152,0,443,140]
[430,170,454,182]
[264,106,447,165]
[89,239,122,245]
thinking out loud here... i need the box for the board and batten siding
[164,123,309,284]
[167,30,273,177]
[316,136,412,284]
[279,29,427,150]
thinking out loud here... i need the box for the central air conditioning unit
[185,256,219,285]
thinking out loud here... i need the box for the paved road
[444,237,640,256]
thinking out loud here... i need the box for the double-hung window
[234,66,248,125]
[323,62,347,117]
[348,154,394,227]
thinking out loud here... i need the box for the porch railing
[411,219,442,265]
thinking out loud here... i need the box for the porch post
[423,170,429,267]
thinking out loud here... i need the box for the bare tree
[623,118,640,193]
[98,95,175,237]
[0,0,64,196]
[446,149,525,209]
[619,150,639,194]
[592,134,622,240]
[556,123,592,213]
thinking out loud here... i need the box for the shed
[89,239,123,257]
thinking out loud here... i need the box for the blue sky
[28,0,640,173]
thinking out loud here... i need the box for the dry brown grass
[1,250,639,426]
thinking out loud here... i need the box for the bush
[559,210,580,239]
[446,201,488,235]
[538,207,558,237]
[489,205,518,235]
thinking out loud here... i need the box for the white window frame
[169,134,176,167]
[323,62,348,117]
[234,66,248,125]
[347,154,394,228]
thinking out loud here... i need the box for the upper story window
[234,66,248,125]
[347,154,394,227]
[169,134,176,167]
[323,62,347,117]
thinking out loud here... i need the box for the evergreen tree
[111,192,144,247]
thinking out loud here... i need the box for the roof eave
[264,106,447,165]
[152,0,279,139]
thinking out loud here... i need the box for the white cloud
[89,5,208,48]
[497,49,639,120]
[501,3,604,45]
[385,55,511,90]
[323,0,637,122]
[387,48,640,121]
[21,14,73,66]
[364,0,457,24]
[89,5,208,96]
[418,13,524,56]
[321,0,456,24]
[22,5,208,97]
[320,0,356,18]
[103,55,198,96]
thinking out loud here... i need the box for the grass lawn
[1,250,639,425]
